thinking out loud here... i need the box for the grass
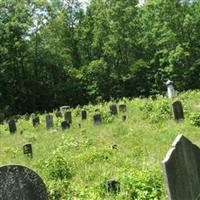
[1,90,200,199]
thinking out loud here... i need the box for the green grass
[1,90,200,199]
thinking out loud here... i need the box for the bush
[190,112,200,127]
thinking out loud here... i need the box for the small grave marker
[23,143,33,158]
[60,105,70,114]
[46,114,54,129]
[32,116,40,127]
[81,110,87,120]
[24,113,30,121]
[8,119,17,134]
[162,134,200,200]
[64,111,72,124]
[61,121,70,130]
[55,110,62,118]
[110,104,118,115]
[119,104,127,112]
[105,179,120,194]
[0,165,48,200]
[93,114,102,125]
[172,101,184,121]
[122,115,127,121]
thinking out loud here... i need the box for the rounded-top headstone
[166,80,173,86]
[0,164,48,200]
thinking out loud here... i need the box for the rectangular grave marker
[46,114,54,129]
[23,143,33,158]
[172,101,184,121]
[64,111,72,124]
[32,116,40,127]
[8,119,17,134]
[61,121,70,130]
[110,104,118,115]
[93,114,102,125]
[162,134,200,200]
[81,110,87,120]
[119,104,127,112]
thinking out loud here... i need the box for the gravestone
[60,106,70,114]
[166,80,175,98]
[61,121,70,130]
[122,115,127,122]
[8,119,17,134]
[93,114,102,125]
[105,179,120,194]
[172,101,184,121]
[55,110,62,118]
[46,114,54,129]
[0,164,48,200]
[119,104,127,112]
[110,104,118,115]
[64,111,72,124]
[23,143,33,158]
[81,110,87,120]
[24,113,30,121]
[32,116,40,127]
[162,134,200,200]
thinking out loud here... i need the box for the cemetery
[1,90,200,199]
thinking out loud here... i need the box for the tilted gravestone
[0,164,48,200]
[93,114,102,125]
[81,110,87,120]
[105,179,120,194]
[61,121,70,130]
[172,101,184,121]
[64,111,72,124]
[32,116,40,127]
[109,104,118,115]
[46,114,54,129]
[162,134,200,200]
[8,119,17,134]
[23,143,33,158]
[119,104,127,112]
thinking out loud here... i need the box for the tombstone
[111,144,118,150]
[119,104,127,112]
[8,119,17,134]
[122,115,127,122]
[61,121,70,130]
[64,111,72,124]
[162,134,200,200]
[81,110,87,120]
[23,143,33,158]
[172,101,184,121]
[55,110,62,118]
[46,114,54,129]
[60,106,70,114]
[0,164,48,200]
[93,114,102,125]
[166,80,175,98]
[109,104,118,115]
[24,113,30,121]
[32,116,40,127]
[105,179,120,194]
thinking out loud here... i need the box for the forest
[0,0,200,117]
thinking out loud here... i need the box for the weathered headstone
[166,80,175,98]
[105,179,120,194]
[0,164,48,200]
[93,114,102,125]
[32,116,40,127]
[24,113,30,121]
[122,115,127,122]
[23,143,33,158]
[61,121,70,130]
[119,104,127,112]
[46,114,54,129]
[55,110,62,118]
[60,106,70,114]
[8,119,17,134]
[172,101,184,121]
[64,111,72,124]
[162,134,200,200]
[81,110,87,120]
[110,104,118,115]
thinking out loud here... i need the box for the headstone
[24,113,30,121]
[119,104,127,112]
[111,144,118,150]
[166,80,175,98]
[23,143,33,158]
[105,179,120,194]
[60,106,70,114]
[81,110,87,120]
[0,164,48,200]
[93,114,102,125]
[110,104,118,115]
[172,101,184,121]
[162,134,200,200]
[122,115,127,121]
[61,121,70,130]
[46,114,54,129]
[32,116,40,127]
[8,119,17,134]
[55,110,62,118]
[64,111,72,124]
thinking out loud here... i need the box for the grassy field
[1,90,200,199]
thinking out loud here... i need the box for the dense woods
[0,0,200,117]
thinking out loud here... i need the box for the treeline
[0,0,200,117]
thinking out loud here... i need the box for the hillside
[1,91,200,199]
